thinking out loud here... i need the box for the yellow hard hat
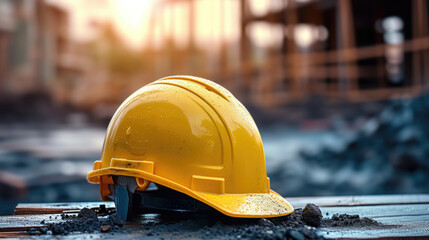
[87,75,293,218]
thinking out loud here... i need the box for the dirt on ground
[27,206,125,235]
[27,203,382,239]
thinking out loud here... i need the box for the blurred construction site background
[1,0,429,215]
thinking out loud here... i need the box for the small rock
[258,218,274,227]
[101,225,111,232]
[302,203,322,227]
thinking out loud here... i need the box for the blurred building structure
[150,0,429,108]
[0,0,111,117]
[0,0,429,119]
[0,0,75,95]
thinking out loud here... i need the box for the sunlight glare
[109,0,155,49]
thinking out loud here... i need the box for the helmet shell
[87,76,293,218]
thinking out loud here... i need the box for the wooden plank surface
[2,195,429,239]
[13,194,429,215]
[14,202,115,215]
[288,194,429,208]
[317,205,429,239]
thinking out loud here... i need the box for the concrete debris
[302,203,322,227]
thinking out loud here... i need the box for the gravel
[324,213,380,227]
[27,203,381,239]
[77,207,98,219]
[27,207,125,235]
[129,203,380,239]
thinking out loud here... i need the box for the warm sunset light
[109,0,155,49]
[48,0,241,50]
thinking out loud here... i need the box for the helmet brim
[195,190,293,218]
[88,168,293,218]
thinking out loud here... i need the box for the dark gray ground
[27,204,383,240]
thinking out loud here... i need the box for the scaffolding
[149,0,429,108]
